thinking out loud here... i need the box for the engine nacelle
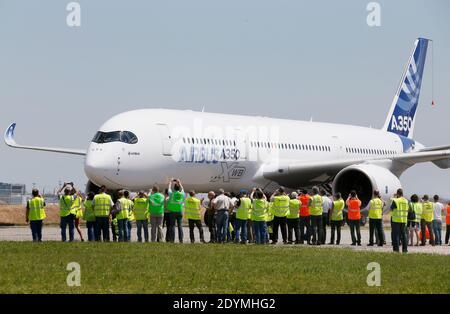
[332,164,402,211]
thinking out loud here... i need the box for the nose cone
[84,145,120,188]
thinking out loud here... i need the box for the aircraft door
[234,128,247,160]
[156,123,174,156]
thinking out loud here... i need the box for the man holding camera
[58,183,75,242]
[346,190,362,246]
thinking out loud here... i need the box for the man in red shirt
[346,190,362,246]
[299,189,311,245]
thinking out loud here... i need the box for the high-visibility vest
[28,197,46,221]
[347,199,361,220]
[59,195,74,217]
[446,205,450,225]
[83,200,96,222]
[368,198,383,219]
[236,197,252,220]
[168,191,185,212]
[133,197,149,220]
[287,199,300,219]
[149,193,165,216]
[273,195,290,217]
[185,196,201,220]
[115,197,131,220]
[266,202,274,222]
[309,194,323,216]
[411,202,422,223]
[422,201,434,222]
[127,199,135,221]
[299,195,310,217]
[331,199,344,221]
[392,197,409,223]
[93,193,112,217]
[71,196,83,218]
[252,199,268,221]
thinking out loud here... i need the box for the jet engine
[332,164,402,210]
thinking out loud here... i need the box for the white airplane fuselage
[84,108,421,192]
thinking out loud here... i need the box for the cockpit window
[92,131,138,144]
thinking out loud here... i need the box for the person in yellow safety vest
[167,178,185,243]
[93,185,114,242]
[132,191,149,242]
[26,188,46,242]
[250,188,268,244]
[70,188,85,242]
[329,192,344,245]
[308,186,323,246]
[420,194,435,246]
[408,194,422,246]
[124,190,135,241]
[83,192,96,242]
[287,192,301,244]
[234,190,252,244]
[185,190,205,243]
[368,190,384,247]
[269,187,290,244]
[112,190,131,242]
[390,188,410,253]
[149,186,165,242]
[58,184,75,242]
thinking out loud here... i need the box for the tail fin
[383,38,429,139]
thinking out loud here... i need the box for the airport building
[0,182,26,205]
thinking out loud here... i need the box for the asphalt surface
[1,224,449,255]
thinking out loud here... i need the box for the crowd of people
[25,179,450,253]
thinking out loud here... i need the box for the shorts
[407,221,417,228]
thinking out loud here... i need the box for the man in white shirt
[433,195,444,245]
[212,189,232,243]
[320,190,333,245]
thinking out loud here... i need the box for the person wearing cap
[287,192,301,244]
[234,190,252,244]
[26,188,46,242]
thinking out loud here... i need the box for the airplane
[4,37,450,210]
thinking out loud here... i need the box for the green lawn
[0,242,448,294]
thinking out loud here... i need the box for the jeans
[287,218,299,243]
[253,220,267,244]
[60,214,75,242]
[321,213,329,244]
[117,218,130,242]
[216,210,229,243]
[234,218,248,243]
[127,220,132,239]
[330,220,342,244]
[432,220,442,245]
[136,219,149,242]
[299,216,311,244]
[446,224,450,244]
[348,219,361,245]
[30,220,43,242]
[168,212,183,243]
[150,215,164,242]
[95,216,110,242]
[375,221,387,245]
[369,218,383,246]
[392,222,407,252]
[86,221,95,242]
[188,219,204,243]
[421,220,435,245]
[310,215,323,244]
[272,216,287,243]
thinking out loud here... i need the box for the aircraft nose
[84,148,118,186]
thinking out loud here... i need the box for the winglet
[4,123,18,147]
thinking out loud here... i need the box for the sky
[1,0,450,195]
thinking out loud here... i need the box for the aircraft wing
[259,149,450,186]
[4,123,86,156]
